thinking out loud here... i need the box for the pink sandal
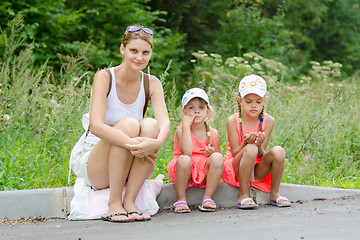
[173,200,191,213]
[198,198,216,212]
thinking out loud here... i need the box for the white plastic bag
[68,113,89,183]
[68,174,164,220]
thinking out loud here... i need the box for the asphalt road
[1,195,360,240]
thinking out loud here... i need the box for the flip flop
[270,196,291,207]
[128,211,151,221]
[173,200,191,213]
[236,198,258,209]
[198,198,216,212]
[101,212,132,223]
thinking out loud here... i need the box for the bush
[1,16,359,190]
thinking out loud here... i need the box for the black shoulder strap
[143,73,150,117]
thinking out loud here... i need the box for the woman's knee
[176,155,192,171]
[140,118,159,138]
[114,118,140,138]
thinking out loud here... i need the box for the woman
[85,25,170,222]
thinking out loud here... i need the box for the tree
[0,0,184,83]
[283,0,360,74]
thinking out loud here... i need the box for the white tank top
[85,67,146,144]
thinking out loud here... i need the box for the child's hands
[182,114,195,128]
[204,145,215,157]
[244,132,257,144]
[254,132,265,147]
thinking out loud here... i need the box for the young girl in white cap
[222,75,291,209]
[168,88,224,213]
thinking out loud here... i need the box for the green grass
[1,19,359,190]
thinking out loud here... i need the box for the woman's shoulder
[146,73,161,86]
[146,73,164,97]
[92,69,111,93]
[94,68,109,77]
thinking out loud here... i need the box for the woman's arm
[125,75,171,157]
[148,75,171,147]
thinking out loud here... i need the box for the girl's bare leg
[236,144,258,203]
[202,152,223,208]
[174,155,192,211]
[255,146,289,205]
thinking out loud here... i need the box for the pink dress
[222,113,271,192]
[168,126,219,189]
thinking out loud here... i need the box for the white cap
[182,88,209,108]
[238,74,267,98]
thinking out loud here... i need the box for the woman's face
[121,39,152,71]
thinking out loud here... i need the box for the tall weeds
[0,17,91,190]
[189,50,360,188]
[1,17,359,190]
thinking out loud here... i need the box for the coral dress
[168,126,219,189]
[222,113,271,192]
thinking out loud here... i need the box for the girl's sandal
[236,198,258,209]
[270,196,291,207]
[173,200,191,213]
[198,198,216,212]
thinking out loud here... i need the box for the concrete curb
[1,183,360,220]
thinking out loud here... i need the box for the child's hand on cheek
[244,132,257,144]
[182,114,195,128]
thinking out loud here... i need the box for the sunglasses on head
[126,25,153,36]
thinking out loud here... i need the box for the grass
[1,18,359,190]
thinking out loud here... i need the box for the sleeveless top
[168,126,219,188]
[222,112,271,192]
[173,126,218,158]
[224,112,267,160]
[85,67,146,144]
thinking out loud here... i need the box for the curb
[1,183,360,220]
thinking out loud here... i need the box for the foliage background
[0,0,359,190]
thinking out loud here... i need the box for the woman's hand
[125,137,161,160]
[143,152,158,164]
[204,145,215,157]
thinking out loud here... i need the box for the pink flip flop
[198,198,216,212]
[173,200,191,213]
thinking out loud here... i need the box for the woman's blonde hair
[122,26,154,48]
